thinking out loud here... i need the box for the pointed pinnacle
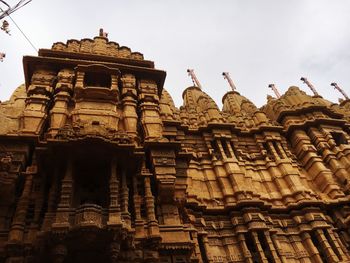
[268,84,281,98]
[222,72,237,91]
[187,69,202,89]
[331,82,349,100]
[300,77,319,96]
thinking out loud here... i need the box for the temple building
[1,31,350,263]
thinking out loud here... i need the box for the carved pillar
[291,130,342,198]
[51,243,67,263]
[331,230,350,259]
[121,74,138,138]
[301,232,323,263]
[270,234,288,263]
[21,68,56,134]
[41,169,58,231]
[121,170,131,228]
[133,176,144,239]
[308,127,350,187]
[6,165,36,263]
[263,231,282,263]
[150,149,176,203]
[251,232,268,263]
[138,79,163,140]
[48,69,74,138]
[52,159,73,230]
[237,233,253,263]
[27,171,46,243]
[110,241,120,263]
[200,235,213,263]
[8,165,36,242]
[143,170,160,238]
[107,157,121,226]
[267,141,281,161]
[314,229,339,262]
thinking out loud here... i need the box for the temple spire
[268,84,281,98]
[300,77,319,96]
[222,72,237,91]
[187,69,202,89]
[331,82,349,100]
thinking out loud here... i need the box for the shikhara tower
[1,31,350,263]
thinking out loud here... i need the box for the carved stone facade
[1,32,350,263]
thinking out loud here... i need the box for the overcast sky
[1,0,350,107]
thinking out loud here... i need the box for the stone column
[8,165,36,242]
[110,241,120,263]
[264,231,282,263]
[314,229,339,262]
[308,127,350,187]
[48,69,74,138]
[291,130,342,198]
[41,169,59,231]
[21,68,56,135]
[332,230,350,259]
[251,232,268,263]
[107,157,121,226]
[121,170,131,228]
[271,234,288,263]
[144,172,160,238]
[138,79,163,140]
[121,74,138,139]
[52,159,73,230]
[51,243,67,263]
[133,176,145,239]
[6,165,36,263]
[236,233,253,263]
[301,232,323,263]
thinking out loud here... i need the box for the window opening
[331,132,348,146]
[198,235,209,263]
[310,232,327,262]
[210,141,222,160]
[84,72,111,88]
[221,139,232,158]
[244,233,260,263]
[273,141,284,159]
[257,231,273,263]
[324,229,341,259]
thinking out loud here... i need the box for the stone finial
[0,52,5,62]
[268,84,281,98]
[1,20,10,35]
[300,77,319,96]
[99,28,108,38]
[187,69,202,89]
[222,72,237,91]
[331,82,349,100]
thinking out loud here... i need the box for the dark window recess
[244,233,260,263]
[230,141,240,158]
[257,231,273,262]
[310,232,327,262]
[210,141,222,160]
[74,159,110,208]
[273,141,284,159]
[324,229,341,259]
[331,132,348,146]
[263,142,274,160]
[221,139,232,158]
[84,72,111,88]
[25,202,35,225]
[198,235,209,263]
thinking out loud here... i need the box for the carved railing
[74,204,103,228]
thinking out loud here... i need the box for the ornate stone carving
[1,32,350,263]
